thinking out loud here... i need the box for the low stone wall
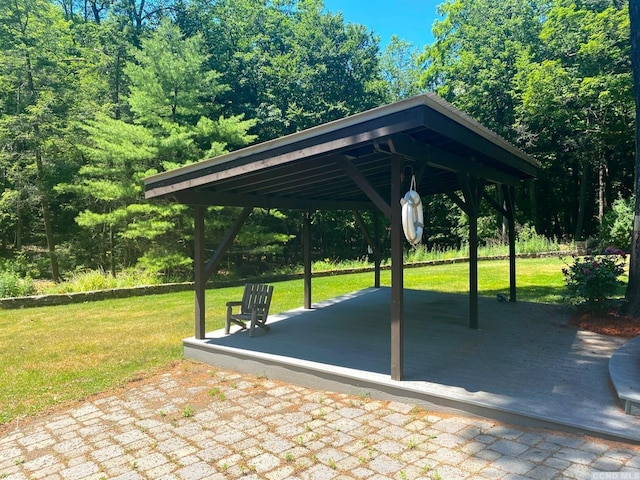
[0,283,195,309]
[0,251,566,309]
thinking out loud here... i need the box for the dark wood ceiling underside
[145,97,538,212]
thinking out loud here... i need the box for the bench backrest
[241,283,274,318]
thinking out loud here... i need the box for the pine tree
[69,19,256,277]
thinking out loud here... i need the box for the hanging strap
[410,174,417,192]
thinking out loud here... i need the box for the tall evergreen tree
[67,19,257,276]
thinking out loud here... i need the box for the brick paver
[1,361,639,479]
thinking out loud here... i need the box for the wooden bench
[225,283,274,337]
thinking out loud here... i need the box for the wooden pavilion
[144,94,539,381]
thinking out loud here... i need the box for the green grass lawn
[0,257,568,424]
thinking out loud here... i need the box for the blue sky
[322,0,444,49]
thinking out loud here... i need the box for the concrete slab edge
[609,336,640,417]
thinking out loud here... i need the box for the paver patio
[2,361,639,479]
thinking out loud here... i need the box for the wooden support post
[459,175,485,330]
[390,154,404,380]
[483,188,517,302]
[503,185,517,302]
[469,203,479,329]
[374,211,381,288]
[303,211,312,309]
[194,206,206,340]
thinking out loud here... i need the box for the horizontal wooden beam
[389,134,522,187]
[170,191,375,211]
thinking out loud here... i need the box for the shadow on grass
[480,285,565,304]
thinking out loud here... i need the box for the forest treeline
[0,0,634,282]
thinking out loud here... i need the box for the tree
[55,0,111,23]
[515,3,633,240]
[68,19,257,276]
[177,0,385,141]
[422,0,544,136]
[125,18,228,128]
[71,20,132,120]
[262,0,385,134]
[625,0,640,313]
[422,0,634,242]
[380,35,423,102]
[112,0,177,37]
[0,0,82,281]
[66,115,160,274]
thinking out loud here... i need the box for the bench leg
[225,308,232,335]
[250,310,257,337]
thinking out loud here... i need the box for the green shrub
[136,252,192,283]
[0,270,36,298]
[600,196,633,250]
[562,249,626,313]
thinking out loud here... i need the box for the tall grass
[9,229,566,295]
[407,231,568,262]
[313,232,569,272]
[39,268,162,294]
